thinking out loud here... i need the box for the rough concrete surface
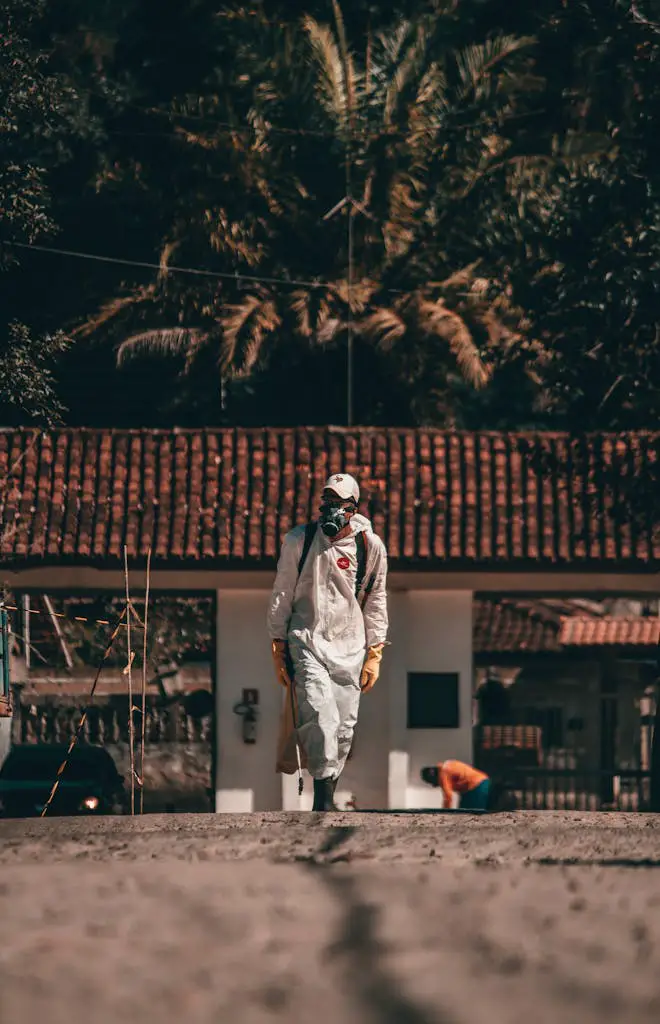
[2,812,660,1024]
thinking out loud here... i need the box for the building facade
[2,427,660,810]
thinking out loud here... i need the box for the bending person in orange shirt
[420,760,492,811]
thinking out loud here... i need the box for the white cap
[323,472,360,505]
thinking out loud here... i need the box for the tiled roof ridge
[3,426,660,439]
[561,612,660,623]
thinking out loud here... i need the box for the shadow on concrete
[535,856,660,868]
[306,827,453,1024]
[356,809,487,815]
[316,825,358,856]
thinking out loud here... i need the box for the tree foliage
[3,0,660,429]
[0,0,86,423]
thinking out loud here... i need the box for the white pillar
[281,770,315,810]
[388,750,409,809]
[215,590,283,812]
[0,719,10,767]
[386,591,410,808]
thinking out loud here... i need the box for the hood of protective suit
[346,513,372,537]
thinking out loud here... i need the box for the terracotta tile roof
[559,616,660,647]
[473,600,561,654]
[475,598,660,652]
[1,427,659,568]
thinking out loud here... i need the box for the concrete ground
[2,812,660,1024]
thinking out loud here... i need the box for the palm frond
[290,289,331,338]
[416,297,489,388]
[173,125,222,150]
[414,61,448,112]
[455,35,536,104]
[206,208,267,266]
[383,23,430,125]
[317,317,343,344]
[377,20,411,67]
[332,277,377,313]
[72,286,155,340]
[428,262,483,291]
[476,305,520,350]
[116,328,205,367]
[360,307,406,350]
[158,242,179,282]
[304,15,350,128]
[219,293,281,375]
[331,0,357,120]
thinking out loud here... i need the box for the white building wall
[387,590,474,809]
[215,590,282,811]
[215,587,474,812]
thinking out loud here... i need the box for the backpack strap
[355,532,368,599]
[356,532,378,608]
[297,522,318,580]
[361,568,377,608]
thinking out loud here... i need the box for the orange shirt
[438,760,488,808]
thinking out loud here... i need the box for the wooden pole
[139,548,152,814]
[123,546,135,815]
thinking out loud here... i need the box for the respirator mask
[319,501,354,538]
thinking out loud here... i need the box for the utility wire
[7,240,409,296]
[7,241,328,291]
[85,81,540,141]
[99,102,526,142]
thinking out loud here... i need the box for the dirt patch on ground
[1,813,660,1023]
[2,810,660,866]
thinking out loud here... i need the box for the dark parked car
[0,743,127,817]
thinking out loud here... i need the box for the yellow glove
[271,639,292,688]
[360,644,384,693]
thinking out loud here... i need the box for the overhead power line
[7,241,329,291]
[6,240,409,297]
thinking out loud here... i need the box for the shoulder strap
[361,569,377,607]
[297,522,317,579]
[355,532,367,599]
[356,532,379,607]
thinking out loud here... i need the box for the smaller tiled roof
[475,600,660,654]
[559,616,660,647]
[473,599,561,654]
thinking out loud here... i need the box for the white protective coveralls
[267,514,388,780]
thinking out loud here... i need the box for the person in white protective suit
[268,472,389,811]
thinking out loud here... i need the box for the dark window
[407,673,460,729]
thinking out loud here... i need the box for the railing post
[0,609,10,712]
[650,691,660,811]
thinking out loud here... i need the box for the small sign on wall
[407,672,460,729]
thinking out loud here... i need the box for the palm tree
[78,3,546,417]
[213,4,537,393]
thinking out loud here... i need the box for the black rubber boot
[312,778,337,811]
